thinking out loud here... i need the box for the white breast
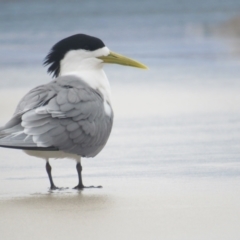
[59,46,113,116]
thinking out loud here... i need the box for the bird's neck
[60,69,112,104]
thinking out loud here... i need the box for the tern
[0,34,147,190]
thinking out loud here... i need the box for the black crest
[44,34,105,78]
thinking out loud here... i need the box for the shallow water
[0,0,240,239]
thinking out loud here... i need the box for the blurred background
[0,1,240,239]
[1,0,240,89]
[0,0,239,178]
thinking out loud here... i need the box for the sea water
[0,1,240,239]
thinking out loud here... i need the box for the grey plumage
[0,33,147,190]
[0,75,113,158]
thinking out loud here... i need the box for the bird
[0,34,147,190]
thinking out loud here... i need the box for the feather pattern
[0,75,113,158]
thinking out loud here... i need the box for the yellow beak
[98,51,148,69]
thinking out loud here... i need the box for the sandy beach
[1,0,240,239]
[1,178,240,240]
[0,84,239,239]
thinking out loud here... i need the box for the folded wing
[0,76,113,157]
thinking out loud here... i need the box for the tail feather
[0,112,58,152]
[0,123,35,147]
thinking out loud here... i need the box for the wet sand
[0,85,240,239]
[1,179,240,240]
[1,0,240,238]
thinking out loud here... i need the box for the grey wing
[0,77,113,157]
[0,84,59,151]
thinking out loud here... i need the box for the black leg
[74,162,84,189]
[46,161,58,190]
[73,162,102,189]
